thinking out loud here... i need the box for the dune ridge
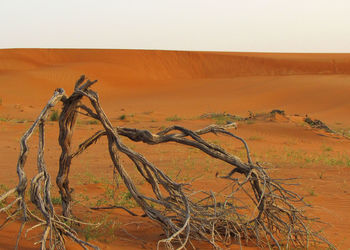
[1,49,350,126]
[1,49,350,80]
[1,49,350,249]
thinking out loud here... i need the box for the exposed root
[0,76,335,249]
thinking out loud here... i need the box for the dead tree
[0,76,334,249]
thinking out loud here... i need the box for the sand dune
[1,49,350,125]
[1,49,350,249]
[1,49,350,79]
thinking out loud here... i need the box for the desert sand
[0,49,350,249]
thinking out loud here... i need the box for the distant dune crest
[1,49,350,80]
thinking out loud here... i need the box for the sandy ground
[0,49,350,249]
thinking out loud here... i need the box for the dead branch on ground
[0,76,334,249]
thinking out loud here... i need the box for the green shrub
[50,110,60,121]
[200,113,242,125]
[51,196,62,205]
[166,115,181,122]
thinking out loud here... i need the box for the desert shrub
[119,114,126,120]
[49,110,60,121]
[166,115,181,121]
[200,112,242,125]
[51,196,62,205]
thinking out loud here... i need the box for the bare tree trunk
[57,95,79,217]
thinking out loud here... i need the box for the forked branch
[0,76,334,249]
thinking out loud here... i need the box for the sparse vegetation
[83,170,101,184]
[322,145,333,152]
[0,76,335,250]
[114,191,138,208]
[200,112,242,125]
[78,215,120,243]
[51,196,62,205]
[0,184,8,192]
[248,110,284,120]
[119,114,126,120]
[49,109,60,121]
[308,188,316,196]
[279,146,350,167]
[166,114,181,121]
[334,127,350,138]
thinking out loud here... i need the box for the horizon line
[1,47,350,54]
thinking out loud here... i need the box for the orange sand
[0,49,350,249]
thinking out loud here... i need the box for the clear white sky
[0,0,349,52]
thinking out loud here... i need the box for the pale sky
[0,0,349,52]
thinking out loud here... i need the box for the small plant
[95,198,108,207]
[114,191,138,208]
[0,184,9,192]
[76,193,90,202]
[166,115,181,121]
[323,157,343,167]
[49,110,60,121]
[200,113,241,125]
[119,114,126,120]
[308,189,316,196]
[83,171,101,184]
[214,115,233,125]
[51,196,62,205]
[81,222,101,242]
[322,145,333,152]
[346,158,350,167]
[79,215,119,243]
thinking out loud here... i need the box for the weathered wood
[1,85,100,250]
[16,88,66,221]
[56,75,92,217]
[0,76,334,250]
[74,79,333,249]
